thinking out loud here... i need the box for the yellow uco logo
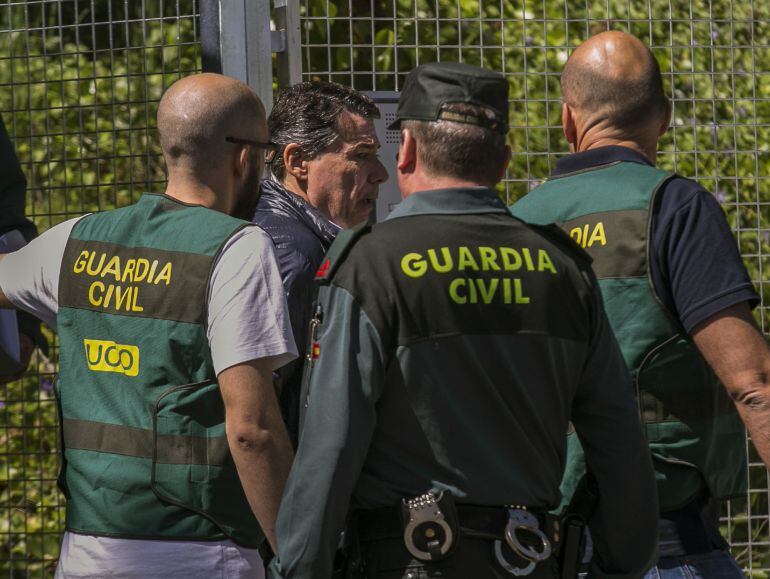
[84,339,139,377]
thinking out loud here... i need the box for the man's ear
[283,142,307,182]
[562,103,578,151]
[397,129,417,174]
[235,145,249,177]
[495,144,512,184]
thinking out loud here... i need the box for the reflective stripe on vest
[62,419,230,465]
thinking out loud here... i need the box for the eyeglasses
[225,136,279,162]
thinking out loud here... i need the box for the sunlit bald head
[562,31,667,131]
[157,73,267,172]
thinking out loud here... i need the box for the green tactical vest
[512,161,747,511]
[55,193,263,546]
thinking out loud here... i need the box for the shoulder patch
[531,222,594,266]
[314,222,371,283]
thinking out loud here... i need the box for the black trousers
[355,536,558,579]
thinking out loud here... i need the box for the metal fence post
[274,0,302,88]
[201,0,275,112]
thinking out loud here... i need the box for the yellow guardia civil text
[400,245,557,305]
[72,249,173,313]
[568,222,606,249]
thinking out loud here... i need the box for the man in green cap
[268,62,658,579]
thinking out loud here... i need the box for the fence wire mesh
[0,0,200,575]
[1,0,769,576]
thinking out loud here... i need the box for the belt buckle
[493,507,552,576]
[402,493,454,561]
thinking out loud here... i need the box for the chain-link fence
[1,0,769,576]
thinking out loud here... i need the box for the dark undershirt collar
[553,146,654,176]
[386,187,508,220]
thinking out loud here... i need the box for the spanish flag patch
[315,258,330,279]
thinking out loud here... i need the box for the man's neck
[273,177,339,229]
[279,176,311,204]
[401,174,493,198]
[573,125,658,166]
[577,139,656,164]
[164,177,226,213]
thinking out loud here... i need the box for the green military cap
[388,62,509,133]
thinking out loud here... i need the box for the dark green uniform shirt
[271,188,658,579]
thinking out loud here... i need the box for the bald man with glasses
[0,73,296,579]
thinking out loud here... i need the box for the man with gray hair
[253,81,388,445]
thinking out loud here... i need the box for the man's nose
[370,158,389,183]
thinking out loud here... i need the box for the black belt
[357,504,558,544]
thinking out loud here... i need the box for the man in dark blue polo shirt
[512,30,770,578]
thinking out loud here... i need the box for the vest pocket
[151,381,227,510]
[150,380,261,546]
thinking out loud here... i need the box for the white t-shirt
[0,214,297,578]
[55,534,265,579]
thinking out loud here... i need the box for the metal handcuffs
[402,492,455,561]
[493,507,552,576]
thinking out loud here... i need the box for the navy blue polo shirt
[550,146,758,332]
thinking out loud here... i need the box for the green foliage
[1,322,61,577]
[1,3,199,232]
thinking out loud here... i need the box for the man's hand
[218,358,294,552]
[692,302,770,468]
[0,332,33,384]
